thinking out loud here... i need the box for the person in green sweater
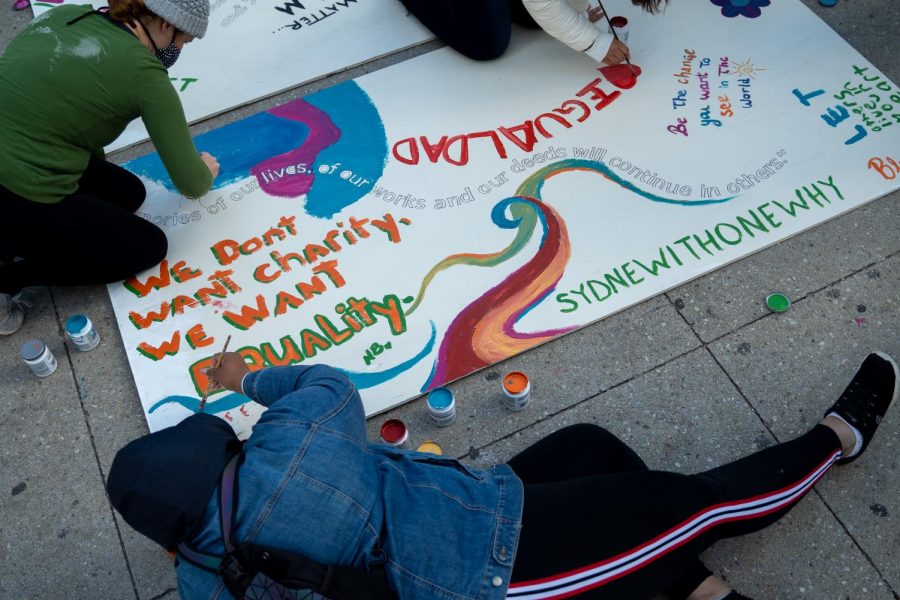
[0,0,218,335]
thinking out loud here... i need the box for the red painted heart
[599,64,642,90]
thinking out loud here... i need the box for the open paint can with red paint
[380,419,410,448]
[501,371,531,411]
[608,16,629,43]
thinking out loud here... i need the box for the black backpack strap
[175,455,246,591]
[177,541,223,573]
[215,455,258,598]
[66,7,134,36]
[233,542,396,600]
[66,8,104,25]
[218,453,242,553]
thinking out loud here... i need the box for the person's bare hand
[205,352,249,395]
[586,6,604,22]
[602,39,630,66]
[200,151,220,180]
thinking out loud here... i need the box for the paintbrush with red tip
[596,0,636,77]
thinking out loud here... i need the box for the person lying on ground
[108,351,897,599]
[0,0,219,335]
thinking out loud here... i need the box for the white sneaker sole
[873,351,899,422]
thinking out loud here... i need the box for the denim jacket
[175,365,524,600]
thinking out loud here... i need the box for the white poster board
[106,0,900,436]
[31,0,432,151]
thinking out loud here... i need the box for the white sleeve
[523,0,614,61]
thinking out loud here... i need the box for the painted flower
[710,0,771,18]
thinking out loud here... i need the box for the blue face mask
[138,21,181,69]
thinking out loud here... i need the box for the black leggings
[0,159,166,294]
[399,0,539,61]
[506,424,843,599]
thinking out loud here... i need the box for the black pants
[0,159,166,294]
[399,0,539,61]
[506,424,843,599]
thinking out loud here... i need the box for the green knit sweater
[0,4,212,203]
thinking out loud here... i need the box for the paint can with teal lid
[65,314,100,351]
[20,339,58,378]
[427,387,457,427]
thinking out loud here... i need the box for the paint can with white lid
[20,339,58,378]
[65,314,100,351]
[427,387,457,427]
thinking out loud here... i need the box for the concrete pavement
[1,1,897,598]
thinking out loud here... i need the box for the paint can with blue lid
[20,339,58,378]
[427,387,457,427]
[65,314,100,351]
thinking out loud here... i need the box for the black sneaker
[825,352,898,464]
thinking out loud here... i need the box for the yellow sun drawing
[731,59,766,79]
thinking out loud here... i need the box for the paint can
[608,16,630,43]
[65,314,100,351]
[416,440,443,455]
[380,419,410,448]
[501,371,531,411]
[20,339,58,378]
[766,293,791,313]
[427,387,457,427]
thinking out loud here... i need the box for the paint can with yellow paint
[416,441,443,455]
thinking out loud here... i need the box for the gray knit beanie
[144,0,210,39]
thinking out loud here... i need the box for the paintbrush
[596,0,636,76]
[199,335,231,413]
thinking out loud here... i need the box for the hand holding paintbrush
[199,335,231,412]
[595,0,636,75]
[202,343,252,412]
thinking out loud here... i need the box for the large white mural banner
[105,0,900,436]
[31,0,431,150]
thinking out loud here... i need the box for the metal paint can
[608,16,630,43]
[501,371,531,411]
[427,387,457,427]
[20,339,58,378]
[765,293,791,313]
[380,419,410,448]
[65,314,100,351]
[416,440,443,455]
